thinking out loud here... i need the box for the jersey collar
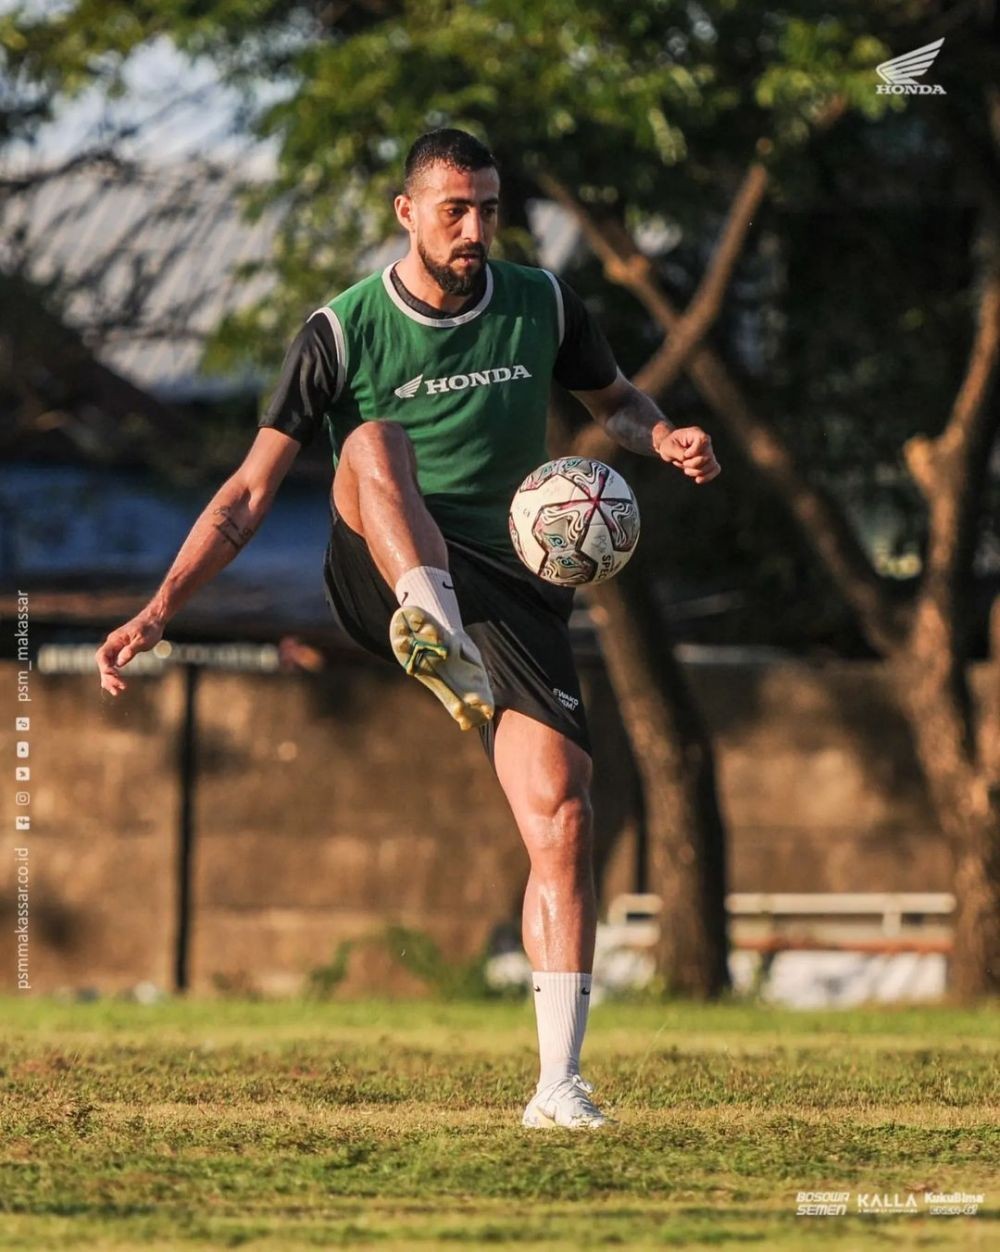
[381,262,494,328]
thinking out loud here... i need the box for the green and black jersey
[260,259,617,558]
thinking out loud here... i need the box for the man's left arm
[573,369,721,484]
[548,276,720,484]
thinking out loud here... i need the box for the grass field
[0,996,997,1250]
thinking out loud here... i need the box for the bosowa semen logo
[876,38,946,95]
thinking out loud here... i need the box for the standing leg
[334,421,493,728]
[493,709,596,971]
[493,709,607,1128]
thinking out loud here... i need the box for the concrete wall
[0,655,954,996]
[189,665,526,995]
[0,668,184,993]
[688,661,952,894]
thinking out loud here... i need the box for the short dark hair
[404,128,498,194]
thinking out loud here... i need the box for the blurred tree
[5,0,999,993]
[535,6,1000,995]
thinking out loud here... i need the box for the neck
[394,250,481,314]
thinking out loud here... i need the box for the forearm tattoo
[604,390,673,456]
[213,506,256,552]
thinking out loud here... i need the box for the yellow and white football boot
[389,606,494,731]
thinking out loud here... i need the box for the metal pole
[174,663,198,992]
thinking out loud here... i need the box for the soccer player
[95,129,720,1129]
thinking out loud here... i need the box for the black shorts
[322,506,591,761]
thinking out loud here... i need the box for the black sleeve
[257,312,340,446]
[552,276,618,392]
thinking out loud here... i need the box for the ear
[394,193,416,235]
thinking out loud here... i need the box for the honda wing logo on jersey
[394,364,532,399]
[876,38,946,94]
[393,374,423,399]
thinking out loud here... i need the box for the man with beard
[96,128,720,1128]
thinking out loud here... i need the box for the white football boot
[522,1074,610,1130]
[389,605,495,731]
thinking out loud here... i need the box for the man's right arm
[96,310,340,695]
[95,428,301,695]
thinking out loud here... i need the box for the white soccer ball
[508,457,640,586]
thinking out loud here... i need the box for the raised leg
[333,420,448,583]
[333,421,493,730]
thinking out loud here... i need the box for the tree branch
[0,147,134,195]
[546,171,905,654]
[905,214,1000,600]
[545,157,769,463]
[633,161,770,399]
[542,159,769,403]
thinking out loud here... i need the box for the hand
[654,426,721,484]
[95,611,165,696]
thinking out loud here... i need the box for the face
[396,162,500,296]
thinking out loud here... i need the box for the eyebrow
[438,197,500,207]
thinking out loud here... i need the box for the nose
[462,209,483,244]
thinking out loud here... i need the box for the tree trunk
[587,569,729,996]
[541,158,768,997]
[892,631,1000,997]
[549,383,731,999]
[897,691,1000,998]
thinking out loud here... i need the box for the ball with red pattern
[508,457,640,585]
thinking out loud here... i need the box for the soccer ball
[508,457,640,586]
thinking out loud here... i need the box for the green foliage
[6,1,999,646]
[382,924,517,1000]
[5,1,899,365]
[304,938,355,998]
[202,0,898,370]
[305,927,521,1001]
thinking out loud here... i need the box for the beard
[417,239,486,297]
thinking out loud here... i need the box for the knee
[524,771,593,864]
[340,421,415,479]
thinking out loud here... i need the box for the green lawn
[0,997,997,1249]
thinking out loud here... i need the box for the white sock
[531,971,592,1090]
[393,565,462,635]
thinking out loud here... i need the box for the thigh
[331,419,419,535]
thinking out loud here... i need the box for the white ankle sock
[394,566,462,635]
[531,971,592,1090]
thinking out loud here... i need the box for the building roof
[2,163,277,399]
[1,161,582,400]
